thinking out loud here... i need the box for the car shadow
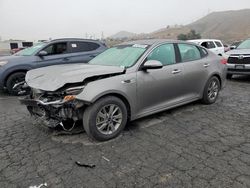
[230,75,250,83]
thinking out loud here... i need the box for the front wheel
[202,76,220,104]
[6,72,26,95]
[83,96,128,141]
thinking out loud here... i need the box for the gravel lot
[0,77,250,188]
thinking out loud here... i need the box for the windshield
[89,44,148,67]
[237,39,250,49]
[14,43,47,56]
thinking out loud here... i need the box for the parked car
[226,38,250,79]
[20,39,227,141]
[10,47,25,55]
[189,39,225,56]
[0,38,107,95]
[223,44,230,53]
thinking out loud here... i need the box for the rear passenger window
[201,41,216,49]
[147,44,176,66]
[199,47,208,57]
[69,42,100,53]
[178,44,201,62]
[215,41,222,47]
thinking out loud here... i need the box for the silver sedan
[20,39,227,141]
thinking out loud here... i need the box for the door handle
[172,69,182,74]
[204,63,210,68]
[89,55,97,58]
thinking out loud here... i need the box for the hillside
[110,9,250,43]
[188,9,250,42]
[110,31,137,39]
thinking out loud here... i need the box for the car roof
[50,38,103,43]
[189,39,222,43]
[120,39,192,46]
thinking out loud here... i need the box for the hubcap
[208,80,219,101]
[96,104,123,135]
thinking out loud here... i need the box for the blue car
[0,38,107,95]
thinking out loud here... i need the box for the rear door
[177,43,210,98]
[67,41,102,63]
[214,41,224,55]
[136,43,186,116]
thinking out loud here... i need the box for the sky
[0,0,250,41]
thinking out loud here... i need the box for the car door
[136,43,186,116]
[67,41,102,63]
[214,41,224,55]
[177,43,210,98]
[35,42,71,68]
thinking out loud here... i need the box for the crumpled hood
[26,64,125,91]
[226,49,250,55]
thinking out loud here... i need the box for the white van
[188,39,225,56]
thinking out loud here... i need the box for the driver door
[136,43,185,117]
[35,42,70,68]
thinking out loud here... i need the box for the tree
[177,30,201,40]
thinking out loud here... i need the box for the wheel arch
[4,69,28,86]
[91,92,132,121]
[211,73,222,89]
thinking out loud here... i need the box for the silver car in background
[20,40,227,141]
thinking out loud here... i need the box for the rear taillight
[220,58,227,64]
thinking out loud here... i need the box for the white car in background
[188,39,225,56]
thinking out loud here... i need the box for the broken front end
[20,86,86,131]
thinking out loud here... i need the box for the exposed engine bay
[20,72,125,131]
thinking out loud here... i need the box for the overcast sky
[0,0,250,41]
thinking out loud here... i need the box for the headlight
[0,61,8,67]
[65,86,84,95]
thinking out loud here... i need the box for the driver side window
[147,44,176,66]
[43,42,67,56]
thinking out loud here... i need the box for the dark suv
[0,38,107,95]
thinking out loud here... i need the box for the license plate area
[235,65,245,69]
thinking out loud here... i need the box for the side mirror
[38,50,48,57]
[230,45,236,50]
[142,60,163,70]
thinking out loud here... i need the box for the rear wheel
[83,96,128,141]
[202,76,220,104]
[6,72,26,95]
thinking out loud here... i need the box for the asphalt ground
[0,76,250,188]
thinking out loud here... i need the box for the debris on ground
[29,182,48,188]
[75,161,96,168]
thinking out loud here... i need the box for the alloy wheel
[96,104,123,135]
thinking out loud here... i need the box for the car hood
[26,64,125,91]
[0,55,35,63]
[226,49,250,55]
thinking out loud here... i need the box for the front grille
[228,54,250,64]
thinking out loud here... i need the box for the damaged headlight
[65,86,85,95]
[0,61,8,67]
[63,86,85,102]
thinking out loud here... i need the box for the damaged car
[20,40,227,141]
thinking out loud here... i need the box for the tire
[201,76,221,104]
[6,72,26,95]
[226,74,233,79]
[83,96,128,141]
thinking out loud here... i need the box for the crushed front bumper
[20,97,85,129]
